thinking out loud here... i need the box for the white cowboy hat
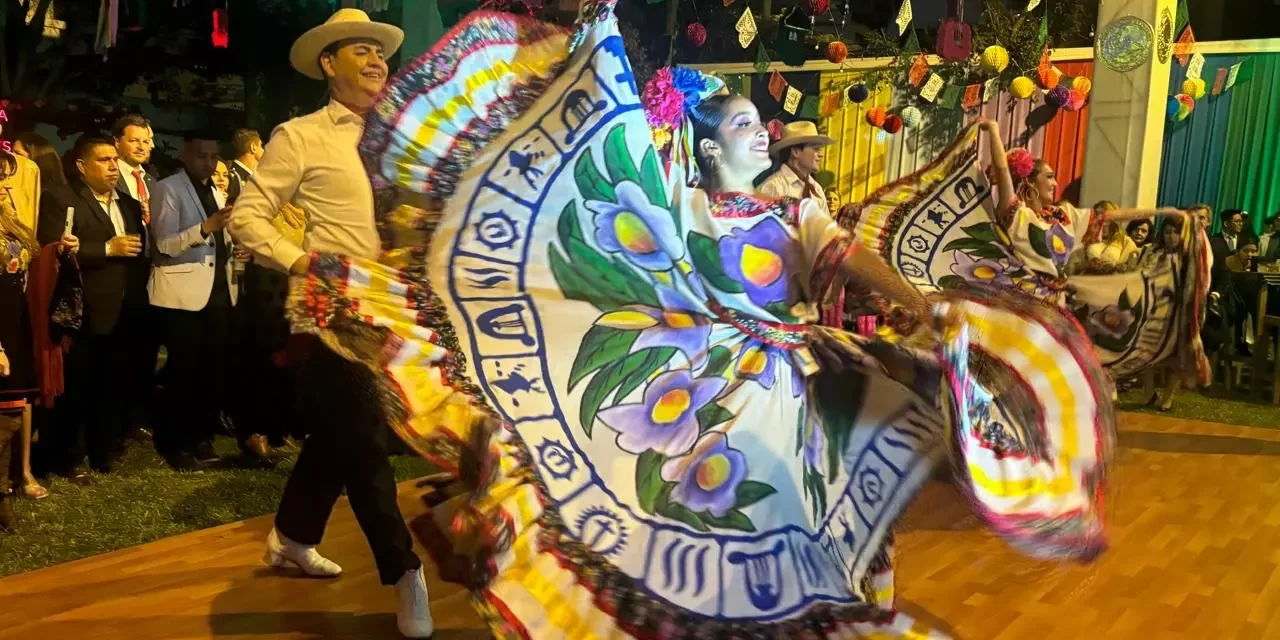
[289,8,405,81]
[769,120,834,154]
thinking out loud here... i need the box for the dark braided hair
[687,94,732,191]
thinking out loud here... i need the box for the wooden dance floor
[3,412,1280,639]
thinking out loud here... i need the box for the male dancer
[227,9,431,638]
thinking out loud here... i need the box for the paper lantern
[866,107,887,127]
[883,114,904,134]
[1071,76,1092,95]
[808,0,830,14]
[1166,96,1181,120]
[1046,86,1071,107]
[1181,77,1206,99]
[1177,93,1195,113]
[1038,66,1062,90]
[1066,89,1087,112]
[981,45,1009,74]
[826,41,848,64]
[1176,102,1192,121]
[899,106,922,129]
[846,84,870,104]
[686,22,707,47]
[1010,76,1036,99]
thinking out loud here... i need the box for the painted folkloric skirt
[842,126,1211,385]
[287,4,1116,638]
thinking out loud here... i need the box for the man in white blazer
[148,133,238,471]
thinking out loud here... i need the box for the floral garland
[640,66,725,187]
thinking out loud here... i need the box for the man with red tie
[113,115,156,223]
[111,114,159,448]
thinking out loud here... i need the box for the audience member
[1082,201,1139,273]
[13,133,68,193]
[1226,236,1260,273]
[148,135,238,471]
[112,115,161,447]
[1259,213,1280,261]
[225,129,304,458]
[36,135,149,479]
[1126,218,1152,250]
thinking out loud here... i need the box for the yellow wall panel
[818,72,892,210]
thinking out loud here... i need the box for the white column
[1080,0,1177,208]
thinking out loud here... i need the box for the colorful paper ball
[1038,66,1062,90]
[767,119,784,140]
[1182,77,1206,99]
[883,114,904,134]
[1166,96,1181,120]
[866,107,887,127]
[899,106,922,129]
[808,0,830,15]
[826,40,849,64]
[846,84,870,104]
[981,45,1010,74]
[1071,76,1092,95]
[686,22,707,47]
[1046,86,1071,107]
[1066,89,1087,112]
[1177,93,1195,112]
[1010,76,1036,99]
[1176,102,1192,121]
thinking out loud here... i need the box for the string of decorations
[703,0,1094,141]
[1164,16,1246,123]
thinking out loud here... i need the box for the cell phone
[64,206,74,236]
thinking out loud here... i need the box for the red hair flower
[1007,148,1036,182]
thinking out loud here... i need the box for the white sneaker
[395,567,434,638]
[263,528,343,578]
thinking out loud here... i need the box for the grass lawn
[1117,384,1280,430]
[0,436,433,578]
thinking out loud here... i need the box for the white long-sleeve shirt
[227,100,378,271]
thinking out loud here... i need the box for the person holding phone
[36,135,149,479]
[147,136,239,471]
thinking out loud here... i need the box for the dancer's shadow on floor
[1119,430,1280,456]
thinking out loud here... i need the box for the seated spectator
[1226,236,1260,272]
[1080,201,1140,273]
[1126,218,1152,250]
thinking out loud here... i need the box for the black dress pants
[56,330,129,472]
[230,263,294,445]
[155,303,231,455]
[274,341,420,585]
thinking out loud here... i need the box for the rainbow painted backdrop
[1158,53,1280,233]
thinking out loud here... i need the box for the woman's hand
[977,117,998,133]
[59,234,80,254]
[0,351,10,377]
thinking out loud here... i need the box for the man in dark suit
[111,115,160,446]
[37,135,150,477]
[224,128,303,458]
[1209,209,1251,355]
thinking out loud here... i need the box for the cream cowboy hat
[769,120,834,154]
[289,8,405,80]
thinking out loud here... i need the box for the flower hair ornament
[1006,148,1036,183]
[641,66,727,186]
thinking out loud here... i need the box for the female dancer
[290,4,1113,637]
[981,123,1184,294]
[1137,217,1194,410]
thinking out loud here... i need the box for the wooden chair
[1249,273,1280,405]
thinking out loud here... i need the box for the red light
[212,9,229,48]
